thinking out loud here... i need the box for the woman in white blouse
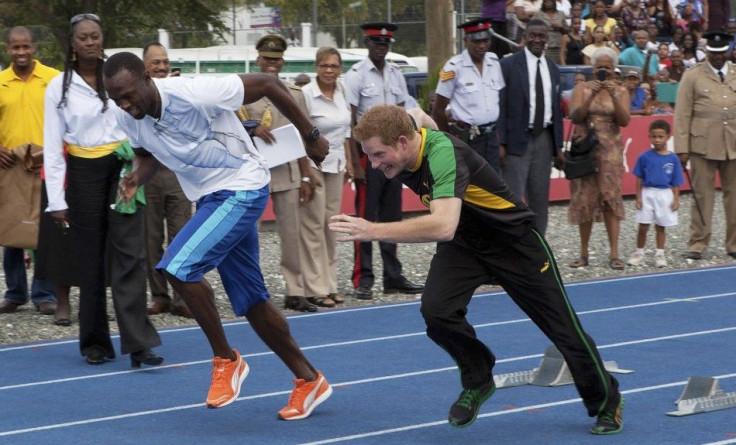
[42,13,162,367]
[300,47,353,307]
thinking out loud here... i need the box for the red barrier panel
[260,115,676,220]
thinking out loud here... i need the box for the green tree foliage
[0,0,231,69]
[244,0,426,55]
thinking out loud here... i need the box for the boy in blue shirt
[627,120,684,267]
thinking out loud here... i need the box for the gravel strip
[1,192,732,346]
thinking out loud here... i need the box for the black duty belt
[451,121,497,142]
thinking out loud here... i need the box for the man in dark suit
[498,19,564,235]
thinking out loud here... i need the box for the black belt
[527,124,553,134]
[457,121,497,132]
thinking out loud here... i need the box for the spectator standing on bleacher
[618,30,660,76]
[0,26,58,316]
[433,18,504,172]
[482,0,512,57]
[344,22,424,300]
[141,42,193,319]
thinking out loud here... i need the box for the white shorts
[635,187,678,227]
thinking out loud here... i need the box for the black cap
[704,32,730,52]
[458,17,493,41]
[360,22,397,43]
[256,34,287,57]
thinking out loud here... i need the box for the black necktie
[533,59,545,136]
[719,71,725,82]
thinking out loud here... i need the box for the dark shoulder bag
[563,123,599,180]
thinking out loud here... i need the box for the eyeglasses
[70,13,101,26]
[317,64,341,70]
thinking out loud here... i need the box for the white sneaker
[655,253,667,268]
[627,250,646,266]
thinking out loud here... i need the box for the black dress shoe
[383,278,424,295]
[683,251,702,260]
[284,296,318,312]
[85,349,107,365]
[131,349,164,368]
[354,285,373,300]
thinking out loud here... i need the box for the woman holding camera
[567,47,631,270]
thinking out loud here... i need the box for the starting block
[667,376,736,417]
[494,345,633,389]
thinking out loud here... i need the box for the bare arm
[120,148,161,202]
[349,104,365,183]
[329,196,462,243]
[560,35,569,65]
[239,73,328,163]
[432,94,452,132]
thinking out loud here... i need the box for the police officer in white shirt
[344,22,424,300]
[432,18,505,172]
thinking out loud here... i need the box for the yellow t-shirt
[0,60,60,150]
[584,17,617,36]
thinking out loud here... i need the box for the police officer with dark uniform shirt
[238,34,321,312]
[433,18,505,172]
[675,32,736,260]
[344,22,423,300]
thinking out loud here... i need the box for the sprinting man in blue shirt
[627,119,684,268]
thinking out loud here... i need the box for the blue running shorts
[157,186,270,315]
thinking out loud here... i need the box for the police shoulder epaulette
[486,52,499,60]
[439,69,456,82]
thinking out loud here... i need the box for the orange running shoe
[278,371,332,420]
[205,349,249,409]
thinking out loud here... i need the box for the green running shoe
[591,394,624,435]
[448,379,496,428]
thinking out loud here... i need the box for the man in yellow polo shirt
[0,26,59,315]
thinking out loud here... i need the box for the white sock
[637,248,645,254]
[656,249,665,255]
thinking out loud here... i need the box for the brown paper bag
[0,143,43,249]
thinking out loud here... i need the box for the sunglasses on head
[70,13,101,26]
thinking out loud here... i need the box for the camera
[596,69,607,82]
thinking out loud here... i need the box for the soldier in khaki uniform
[674,32,736,260]
[239,35,321,311]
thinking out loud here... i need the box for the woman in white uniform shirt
[299,47,353,307]
[43,13,162,366]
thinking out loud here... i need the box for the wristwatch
[305,127,320,142]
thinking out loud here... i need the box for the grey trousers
[502,129,554,235]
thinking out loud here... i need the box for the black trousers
[352,153,404,288]
[468,132,501,173]
[420,227,619,417]
[67,154,161,357]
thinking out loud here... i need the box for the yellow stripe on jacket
[65,141,125,159]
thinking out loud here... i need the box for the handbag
[569,122,600,156]
[563,124,599,180]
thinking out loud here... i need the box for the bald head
[142,42,171,79]
[6,26,33,44]
[6,26,35,73]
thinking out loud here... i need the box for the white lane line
[3,368,735,439]
[297,371,736,445]
[1,330,736,436]
[2,294,735,392]
[1,265,733,353]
